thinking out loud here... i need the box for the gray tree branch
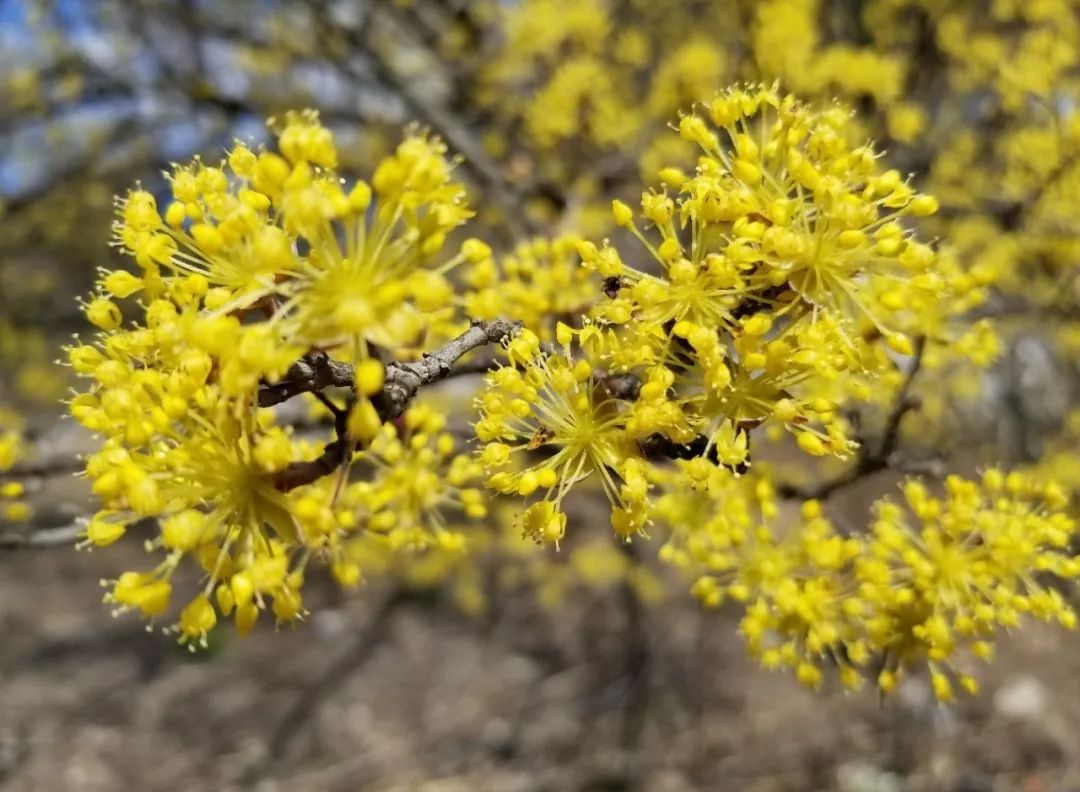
[269,318,520,492]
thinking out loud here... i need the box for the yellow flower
[659,463,1077,699]
[475,329,652,540]
[462,235,598,342]
[111,114,471,359]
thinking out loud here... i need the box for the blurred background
[4,1,1080,790]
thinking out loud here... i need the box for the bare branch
[269,318,520,491]
[0,522,83,550]
[258,351,355,408]
[260,318,519,411]
[376,318,521,416]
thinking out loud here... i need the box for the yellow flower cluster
[574,85,941,458]
[4,0,1074,717]
[480,0,635,152]
[309,403,493,612]
[470,87,989,554]
[659,465,1078,700]
[603,84,938,343]
[69,112,482,645]
[915,0,1080,111]
[110,110,470,354]
[70,313,311,642]
[343,404,487,559]
[475,328,652,543]
[474,0,740,209]
[462,235,596,342]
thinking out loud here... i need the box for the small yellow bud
[572,359,592,383]
[886,333,914,356]
[797,432,827,457]
[164,201,187,227]
[678,115,714,149]
[536,468,558,489]
[773,398,798,422]
[595,246,624,277]
[272,587,303,623]
[732,159,763,184]
[908,195,939,216]
[657,167,687,187]
[658,237,680,261]
[333,560,363,588]
[235,602,259,636]
[348,180,372,211]
[253,152,290,193]
[347,398,383,442]
[161,510,205,551]
[878,670,898,694]
[612,199,634,227]
[931,671,953,702]
[355,359,385,396]
[86,298,122,331]
[741,314,772,336]
[837,229,867,249]
[230,572,255,608]
[575,240,598,262]
[517,471,540,496]
[215,583,236,616]
[462,238,492,263]
[127,475,163,516]
[191,223,225,253]
[103,270,143,299]
[228,145,257,177]
[179,593,217,641]
[840,666,863,690]
[796,662,823,689]
[85,517,126,547]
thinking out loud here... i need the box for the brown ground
[3,433,1080,792]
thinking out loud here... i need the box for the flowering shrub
[46,84,1078,705]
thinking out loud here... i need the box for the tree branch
[375,318,521,417]
[268,318,520,491]
[0,522,84,550]
[258,351,354,408]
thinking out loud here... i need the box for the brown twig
[268,318,520,491]
[258,351,355,408]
